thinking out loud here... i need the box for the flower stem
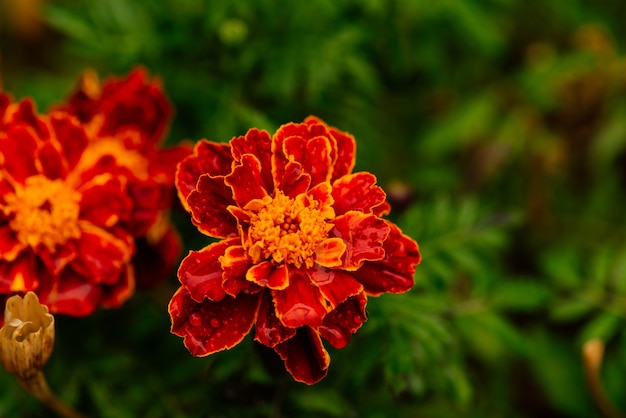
[583,339,625,418]
[18,371,85,418]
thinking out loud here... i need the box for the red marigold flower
[0,93,135,316]
[169,116,421,384]
[59,68,192,289]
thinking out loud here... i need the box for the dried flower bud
[0,292,55,379]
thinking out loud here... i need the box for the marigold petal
[0,252,37,293]
[314,238,346,268]
[310,267,363,309]
[79,175,132,228]
[332,172,388,216]
[35,140,66,180]
[169,287,261,357]
[49,113,89,170]
[70,225,133,284]
[354,223,420,296]
[0,225,25,262]
[255,291,297,347]
[230,128,273,192]
[38,241,77,276]
[187,173,238,238]
[274,327,330,385]
[151,143,193,183]
[331,212,390,270]
[276,160,311,198]
[224,154,269,207]
[0,125,39,181]
[319,292,367,349]
[282,134,334,186]
[219,244,261,297]
[38,269,103,316]
[176,140,233,205]
[272,270,328,328]
[328,127,356,181]
[125,179,167,235]
[179,239,240,303]
[101,264,135,308]
[246,262,289,290]
[307,182,334,218]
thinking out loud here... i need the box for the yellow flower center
[5,175,81,253]
[247,191,334,269]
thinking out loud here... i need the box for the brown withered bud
[0,291,54,379]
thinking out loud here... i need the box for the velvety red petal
[101,264,135,308]
[332,172,388,216]
[0,252,38,293]
[310,267,363,309]
[306,181,334,218]
[49,113,89,171]
[224,154,269,207]
[0,125,39,181]
[169,287,261,357]
[0,225,25,262]
[328,127,356,181]
[230,128,273,192]
[220,245,261,297]
[272,270,328,328]
[151,143,193,183]
[274,327,330,385]
[354,223,420,296]
[274,160,311,198]
[38,269,103,316]
[178,238,240,303]
[38,241,77,276]
[176,140,233,205]
[319,292,368,349]
[331,212,390,270]
[282,134,334,186]
[35,140,66,180]
[79,174,132,228]
[8,98,49,139]
[70,225,133,284]
[187,173,238,238]
[246,262,289,290]
[254,290,297,347]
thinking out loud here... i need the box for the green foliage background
[2,0,626,416]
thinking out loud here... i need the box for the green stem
[18,371,86,418]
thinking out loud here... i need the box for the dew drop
[210,318,221,328]
[189,312,202,327]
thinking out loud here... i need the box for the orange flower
[0,94,135,316]
[169,116,420,384]
[59,68,192,289]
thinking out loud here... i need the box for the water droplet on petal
[189,312,202,327]
[210,318,221,328]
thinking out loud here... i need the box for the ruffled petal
[187,173,238,238]
[70,224,133,284]
[0,225,25,262]
[169,287,261,357]
[327,127,356,181]
[282,134,334,186]
[224,154,269,207]
[0,125,39,181]
[151,142,193,183]
[230,128,273,192]
[254,290,296,347]
[331,212,390,270]
[101,264,135,308]
[310,267,363,309]
[353,223,420,296]
[38,268,104,316]
[178,238,240,303]
[220,245,261,297]
[79,174,132,228]
[0,252,38,293]
[332,172,388,216]
[319,292,367,349]
[274,160,311,198]
[246,262,289,290]
[38,241,77,276]
[272,270,328,328]
[175,140,233,205]
[274,327,330,385]
[314,238,346,268]
[49,113,89,171]
[35,140,66,180]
